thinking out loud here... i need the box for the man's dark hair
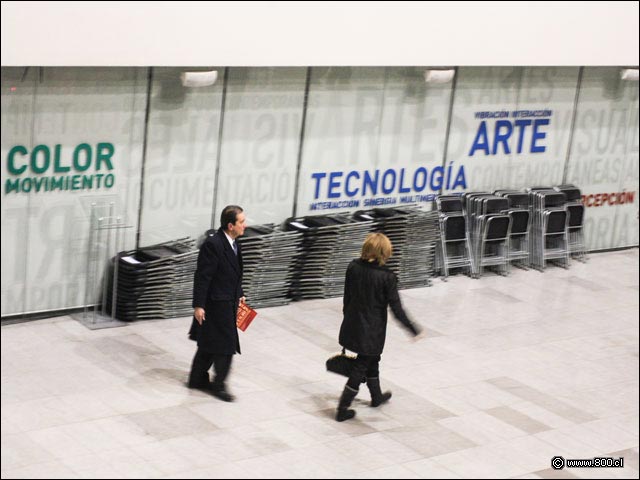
[220,205,243,231]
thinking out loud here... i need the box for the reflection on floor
[2,249,638,479]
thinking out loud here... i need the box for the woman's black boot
[366,377,392,407]
[336,385,358,422]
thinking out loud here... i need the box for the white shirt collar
[223,231,235,249]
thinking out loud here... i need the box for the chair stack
[494,190,531,270]
[554,184,586,262]
[285,214,374,299]
[433,196,472,280]
[237,224,304,308]
[461,193,511,278]
[354,206,439,289]
[103,185,583,321]
[106,238,198,321]
[528,188,569,271]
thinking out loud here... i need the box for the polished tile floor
[2,249,638,479]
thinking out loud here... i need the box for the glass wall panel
[566,67,639,250]
[214,67,306,227]
[447,67,579,192]
[139,67,223,246]
[378,67,453,208]
[296,67,386,215]
[1,67,147,315]
[296,67,452,216]
[1,67,38,315]
[447,67,521,192]
[514,67,580,188]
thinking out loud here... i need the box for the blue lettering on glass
[363,170,379,196]
[311,172,326,198]
[328,171,343,198]
[514,119,532,154]
[310,164,467,200]
[469,121,490,156]
[492,120,513,155]
[469,118,550,156]
[381,169,396,194]
[451,166,467,189]
[345,171,360,197]
[446,162,453,190]
[430,166,444,190]
[414,167,427,191]
[531,118,549,153]
[398,169,411,193]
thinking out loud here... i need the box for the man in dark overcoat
[188,205,246,402]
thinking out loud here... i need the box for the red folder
[236,302,257,331]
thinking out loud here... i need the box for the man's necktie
[232,240,238,255]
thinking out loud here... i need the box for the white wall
[1,2,638,67]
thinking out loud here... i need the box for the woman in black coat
[336,232,423,422]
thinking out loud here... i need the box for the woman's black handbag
[326,348,356,377]
[326,348,366,384]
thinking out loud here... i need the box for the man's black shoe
[211,388,235,402]
[187,380,211,391]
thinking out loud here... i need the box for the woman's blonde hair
[361,233,393,265]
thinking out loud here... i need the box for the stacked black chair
[237,224,304,308]
[494,190,531,269]
[554,184,586,262]
[461,193,511,277]
[354,206,439,289]
[433,196,472,280]
[400,207,439,288]
[460,191,492,276]
[528,188,569,271]
[286,214,373,299]
[106,238,198,321]
[469,196,511,278]
[102,186,580,321]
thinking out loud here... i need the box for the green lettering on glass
[5,178,20,193]
[96,143,115,171]
[51,176,64,191]
[53,144,70,173]
[73,143,91,172]
[30,145,50,174]
[7,145,28,175]
[105,174,115,188]
[21,178,33,193]
[34,177,46,192]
